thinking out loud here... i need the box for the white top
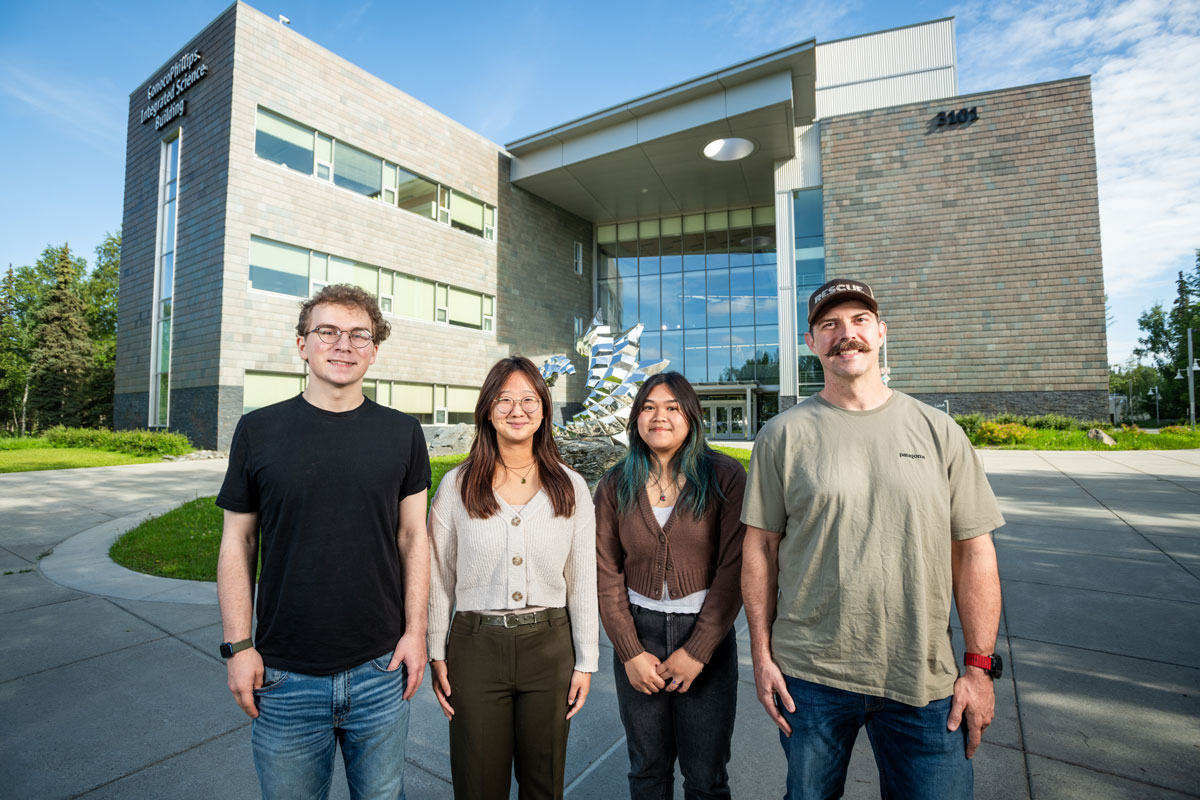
[427,465,599,672]
[627,504,709,614]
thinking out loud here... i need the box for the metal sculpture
[539,355,576,387]
[556,311,669,446]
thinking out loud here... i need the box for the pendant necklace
[507,460,537,484]
[652,472,674,503]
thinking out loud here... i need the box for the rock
[163,450,227,461]
[556,438,626,489]
[427,423,475,457]
[1087,428,1116,446]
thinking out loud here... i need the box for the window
[249,237,309,297]
[150,135,180,427]
[574,316,584,337]
[255,108,314,174]
[333,140,382,198]
[396,274,436,321]
[450,193,485,237]
[255,107,497,241]
[397,167,438,217]
[244,371,305,413]
[448,287,482,328]
[573,241,583,274]
[247,236,493,331]
[447,385,478,424]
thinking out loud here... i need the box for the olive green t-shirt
[741,391,1004,706]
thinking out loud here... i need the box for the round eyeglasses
[494,396,541,415]
[307,326,374,348]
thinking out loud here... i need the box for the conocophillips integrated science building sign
[140,50,209,130]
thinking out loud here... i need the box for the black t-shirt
[216,394,431,675]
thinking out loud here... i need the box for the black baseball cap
[807,279,878,325]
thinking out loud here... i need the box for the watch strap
[220,638,253,659]
[964,651,1001,678]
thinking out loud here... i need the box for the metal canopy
[506,42,816,223]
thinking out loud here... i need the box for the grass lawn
[0,447,162,473]
[111,454,471,581]
[979,428,1200,450]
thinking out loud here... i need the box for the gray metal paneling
[816,69,957,118]
[774,122,821,191]
[815,19,956,89]
[773,188,797,399]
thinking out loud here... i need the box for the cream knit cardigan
[427,464,599,672]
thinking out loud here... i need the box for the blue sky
[1,0,1196,365]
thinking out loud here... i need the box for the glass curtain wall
[596,207,778,386]
[794,188,825,393]
[150,136,180,427]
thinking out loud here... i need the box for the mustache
[826,339,871,357]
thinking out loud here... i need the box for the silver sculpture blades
[554,310,669,446]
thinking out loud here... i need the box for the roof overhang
[505,41,816,224]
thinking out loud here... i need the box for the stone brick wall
[118,2,592,449]
[115,4,237,446]
[821,77,1108,417]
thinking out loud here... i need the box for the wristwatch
[220,638,253,659]
[964,651,1003,679]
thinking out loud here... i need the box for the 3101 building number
[935,107,979,126]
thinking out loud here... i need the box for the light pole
[1190,328,1197,430]
[1148,386,1160,427]
[1176,328,1198,430]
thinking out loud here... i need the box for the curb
[40,498,218,605]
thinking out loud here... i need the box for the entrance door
[702,401,750,440]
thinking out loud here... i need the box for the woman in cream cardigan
[427,356,597,800]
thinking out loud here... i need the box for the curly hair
[295,284,391,345]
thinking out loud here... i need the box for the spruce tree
[27,245,96,428]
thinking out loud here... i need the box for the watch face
[220,642,233,658]
[990,653,1003,680]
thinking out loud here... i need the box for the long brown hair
[458,356,576,519]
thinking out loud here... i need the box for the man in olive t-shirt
[740,279,1004,799]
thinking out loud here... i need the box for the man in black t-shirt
[216,284,431,800]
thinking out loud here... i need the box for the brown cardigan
[594,451,747,664]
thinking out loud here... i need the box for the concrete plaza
[1,449,1198,798]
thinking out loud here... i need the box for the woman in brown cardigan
[594,371,747,799]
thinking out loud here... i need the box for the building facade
[116,4,1107,449]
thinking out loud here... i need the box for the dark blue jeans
[251,654,410,800]
[613,606,738,800]
[779,674,973,800]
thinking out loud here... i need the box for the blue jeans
[779,674,972,800]
[613,606,738,800]
[252,654,410,800]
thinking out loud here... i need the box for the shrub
[973,421,1032,446]
[953,413,984,437]
[41,426,193,456]
[1025,413,1077,430]
[1159,425,1190,435]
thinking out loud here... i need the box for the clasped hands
[624,648,703,694]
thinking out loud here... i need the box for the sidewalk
[1,451,1198,798]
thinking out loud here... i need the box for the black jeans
[613,606,738,800]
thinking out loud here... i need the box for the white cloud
[952,0,1200,363]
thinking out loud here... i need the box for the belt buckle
[504,613,519,629]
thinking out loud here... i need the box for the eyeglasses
[494,396,541,415]
[307,326,374,347]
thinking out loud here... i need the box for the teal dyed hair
[611,372,725,519]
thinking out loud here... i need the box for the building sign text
[140,50,209,130]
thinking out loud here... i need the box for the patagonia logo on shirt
[899,452,926,460]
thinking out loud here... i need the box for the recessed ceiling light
[703,137,755,161]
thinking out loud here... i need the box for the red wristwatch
[964,652,1002,679]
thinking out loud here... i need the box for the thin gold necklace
[506,460,537,484]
